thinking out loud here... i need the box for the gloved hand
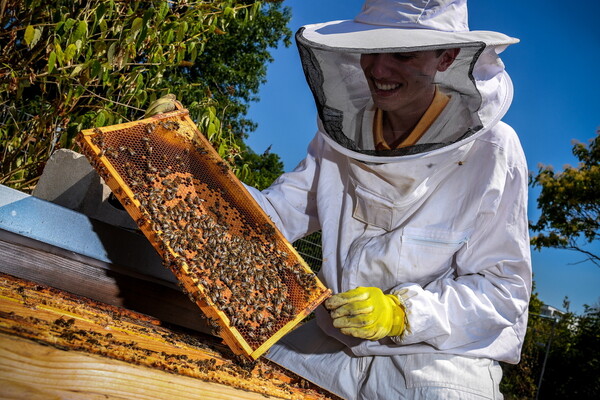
[324,286,406,340]
[145,94,182,117]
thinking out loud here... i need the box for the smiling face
[360,49,459,118]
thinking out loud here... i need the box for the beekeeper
[243,0,532,399]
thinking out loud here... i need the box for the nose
[367,53,394,79]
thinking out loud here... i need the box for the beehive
[76,108,330,360]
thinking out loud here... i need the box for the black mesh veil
[295,27,511,160]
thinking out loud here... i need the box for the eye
[393,53,416,61]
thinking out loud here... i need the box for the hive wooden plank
[0,334,279,400]
[0,229,210,334]
[0,272,338,400]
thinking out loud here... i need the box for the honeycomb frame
[76,108,331,360]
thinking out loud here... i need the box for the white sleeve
[244,134,322,243]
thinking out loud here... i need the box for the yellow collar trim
[374,88,450,150]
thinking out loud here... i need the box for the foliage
[501,290,600,399]
[178,0,292,139]
[235,141,283,190]
[0,0,289,192]
[534,301,600,399]
[529,131,600,266]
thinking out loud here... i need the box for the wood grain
[0,333,279,400]
[0,273,338,400]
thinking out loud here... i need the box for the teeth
[374,81,400,91]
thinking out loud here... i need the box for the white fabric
[299,0,518,52]
[266,319,505,400]
[356,0,469,32]
[246,119,531,364]
[244,1,530,395]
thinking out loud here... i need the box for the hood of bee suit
[296,0,519,163]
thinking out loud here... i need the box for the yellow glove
[145,94,182,117]
[324,286,406,340]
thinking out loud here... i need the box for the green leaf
[69,64,83,77]
[47,51,56,73]
[64,18,76,33]
[64,43,77,63]
[90,60,101,78]
[189,41,198,61]
[107,42,116,65]
[73,21,88,41]
[176,44,186,63]
[176,22,185,42]
[165,30,173,44]
[24,25,35,46]
[131,17,143,33]
[217,142,226,157]
[207,122,217,139]
[96,111,106,126]
[54,42,64,65]
[96,3,107,21]
[158,1,169,20]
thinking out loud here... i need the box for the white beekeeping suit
[245,1,532,398]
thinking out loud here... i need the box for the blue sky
[246,0,600,314]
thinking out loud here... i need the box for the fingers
[331,312,376,330]
[329,299,373,319]
[324,287,370,310]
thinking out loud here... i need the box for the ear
[437,48,461,72]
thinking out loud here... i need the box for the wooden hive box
[0,272,339,400]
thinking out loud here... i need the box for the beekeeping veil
[296,0,519,162]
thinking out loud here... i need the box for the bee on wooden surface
[160,120,180,131]
[136,216,148,226]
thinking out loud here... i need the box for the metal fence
[292,231,323,273]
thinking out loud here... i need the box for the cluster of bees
[87,121,322,349]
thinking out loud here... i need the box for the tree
[529,131,600,266]
[178,0,292,139]
[531,300,600,399]
[0,0,289,192]
[235,141,284,190]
